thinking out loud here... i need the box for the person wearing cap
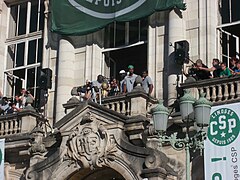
[142,70,153,95]
[119,70,126,93]
[123,65,138,93]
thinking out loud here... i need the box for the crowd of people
[0,88,35,115]
[186,57,240,80]
[76,65,154,102]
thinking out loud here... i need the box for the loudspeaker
[174,40,189,65]
[39,68,52,89]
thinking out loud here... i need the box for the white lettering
[95,0,101,5]
[116,0,121,4]
[210,121,218,135]
[218,115,226,130]
[228,118,236,133]
[104,0,110,6]
[86,0,122,6]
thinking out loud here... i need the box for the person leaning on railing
[198,58,222,78]
[229,57,239,74]
[219,62,232,77]
[188,59,212,80]
[233,62,240,75]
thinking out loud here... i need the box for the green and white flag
[0,139,4,180]
[51,0,186,35]
[204,103,240,180]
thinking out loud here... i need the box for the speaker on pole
[39,68,52,90]
[174,40,189,65]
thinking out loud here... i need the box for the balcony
[64,89,159,117]
[181,75,240,105]
[0,110,46,137]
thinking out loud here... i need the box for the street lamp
[151,89,212,180]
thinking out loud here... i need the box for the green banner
[51,0,186,35]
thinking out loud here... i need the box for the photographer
[0,97,11,115]
[188,59,212,80]
[20,88,35,108]
[77,80,92,101]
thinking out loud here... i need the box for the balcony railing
[181,75,240,104]
[64,89,159,117]
[0,111,45,137]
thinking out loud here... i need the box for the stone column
[55,37,75,121]
[42,0,50,68]
[168,10,185,106]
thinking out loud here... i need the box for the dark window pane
[13,69,25,95]
[104,23,114,48]
[10,5,18,37]
[39,2,45,31]
[115,22,125,47]
[7,45,15,69]
[129,20,139,44]
[222,33,228,65]
[18,3,27,35]
[28,40,37,64]
[229,36,236,58]
[30,1,38,32]
[37,39,43,63]
[221,0,230,24]
[231,0,240,22]
[16,42,25,67]
[27,68,36,90]
[140,17,148,41]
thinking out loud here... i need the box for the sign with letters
[204,103,240,180]
[51,0,186,35]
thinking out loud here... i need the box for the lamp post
[151,90,212,180]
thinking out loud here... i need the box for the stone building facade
[0,0,239,179]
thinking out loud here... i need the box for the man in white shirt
[123,65,138,93]
[142,70,153,95]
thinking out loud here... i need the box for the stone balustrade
[0,111,45,137]
[101,91,158,116]
[181,75,240,104]
[64,90,159,117]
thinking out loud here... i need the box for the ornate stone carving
[66,113,117,169]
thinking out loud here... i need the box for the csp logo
[68,0,146,19]
[208,108,240,146]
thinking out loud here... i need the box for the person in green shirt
[219,62,232,77]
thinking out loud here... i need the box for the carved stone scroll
[66,113,117,169]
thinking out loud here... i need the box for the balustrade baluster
[236,81,240,99]
[120,101,125,114]
[206,87,211,101]
[0,122,3,135]
[217,84,223,101]
[9,120,13,134]
[223,83,229,100]
[116,102,120,113]
[211,86,217,102]
[13,119,18,133]
[229,82,235,99]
